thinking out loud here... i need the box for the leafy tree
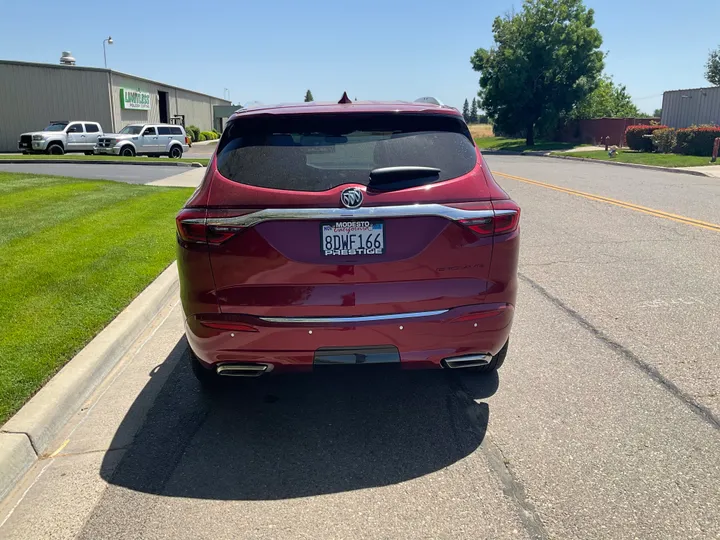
[469,98,479,123]
[462,99,471,122]
[653,108,662,117]
[304,89,314,102]
[571,76,640,119]
[706,46,720,86]
[471,0,604,145]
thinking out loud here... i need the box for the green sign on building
[120,88,151,110]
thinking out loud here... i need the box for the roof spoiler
[414,97,444,106]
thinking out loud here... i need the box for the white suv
[19,121,103,155]
[95,124,189,158]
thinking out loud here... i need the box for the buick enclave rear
[176,97,520,387]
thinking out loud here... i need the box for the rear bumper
[185,303,514,372]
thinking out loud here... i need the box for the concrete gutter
[0,159,204,167]
[0,262,179,501]
[479,149,715,177]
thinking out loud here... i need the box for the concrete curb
[479,148,714,177]
[0,262,179,501]
[0,159,204,168]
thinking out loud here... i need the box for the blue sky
[0,0,716,113]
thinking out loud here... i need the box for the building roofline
[0,59,230,103]
[663,86,719,94]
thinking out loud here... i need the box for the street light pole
[102,36,113,68]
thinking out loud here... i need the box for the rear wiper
[368,166,441,192]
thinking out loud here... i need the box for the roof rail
[414,96,444,106]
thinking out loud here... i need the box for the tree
[304,89,314,102]
[471,0,604,145]
[462,99,471,122]
[571,76,640,119]
[469,98,479,123]
[653,108,662,118]
[706,46,720,86]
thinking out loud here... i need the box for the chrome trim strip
[259,309,449,324]
[204,204,498,228]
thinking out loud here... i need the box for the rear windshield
[216,113,476,192]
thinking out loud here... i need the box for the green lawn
[0,173,193,424]
[474,136,580,153]
[0,154,209,166]
[551,150,715,168]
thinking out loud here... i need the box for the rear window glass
[170,127,183,135]
[216,113,476,192]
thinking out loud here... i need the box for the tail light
[185,136,190,145]
[459,200,520,236]
[176,208,246,245]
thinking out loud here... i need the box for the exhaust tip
[442,354,492,369]
[216,363,273,377]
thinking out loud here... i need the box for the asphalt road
[0,163,189,183]
[1,156,719,539]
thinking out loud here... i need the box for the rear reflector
[195,314,258,332]
[451,305,509,322]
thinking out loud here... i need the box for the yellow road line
[48,439,69,458]
[493,171,720,233]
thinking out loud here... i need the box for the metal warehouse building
[0,59,231,152]
[661,86,720,129]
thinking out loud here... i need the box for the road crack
[519,272,720,432]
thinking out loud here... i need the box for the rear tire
[169,145,183,159]
[120,145,135,157]
[46,143,64,155]
[464,339,509,374]
[190,349,222,390]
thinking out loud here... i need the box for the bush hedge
[625,125,668,151]
[200,131,217,140]
[651,128,677,154]
[197,133,206,142]
[675,125,720,156]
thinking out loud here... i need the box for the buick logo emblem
[340,188,363,209]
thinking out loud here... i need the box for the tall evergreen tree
[469,98,479,123]
[462,99,471,122]
[304,90,314,102]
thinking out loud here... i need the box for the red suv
[176,96,520,387]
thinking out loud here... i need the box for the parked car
[18,121,103,155]
[95,124,189,158]
[176,96,520,387]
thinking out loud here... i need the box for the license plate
[322,221,384,256]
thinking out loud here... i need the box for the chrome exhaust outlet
[442,354,493,369]
[216,363,273,377]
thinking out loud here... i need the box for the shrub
[651,128,677,153]
[200,131,216,140]
[197,133,206,142]
[186,125,200,142]
[625,125,668,151]
[675,125,720,156]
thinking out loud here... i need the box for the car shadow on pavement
[100,338,498,500]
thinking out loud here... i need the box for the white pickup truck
[18,121,103,155]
